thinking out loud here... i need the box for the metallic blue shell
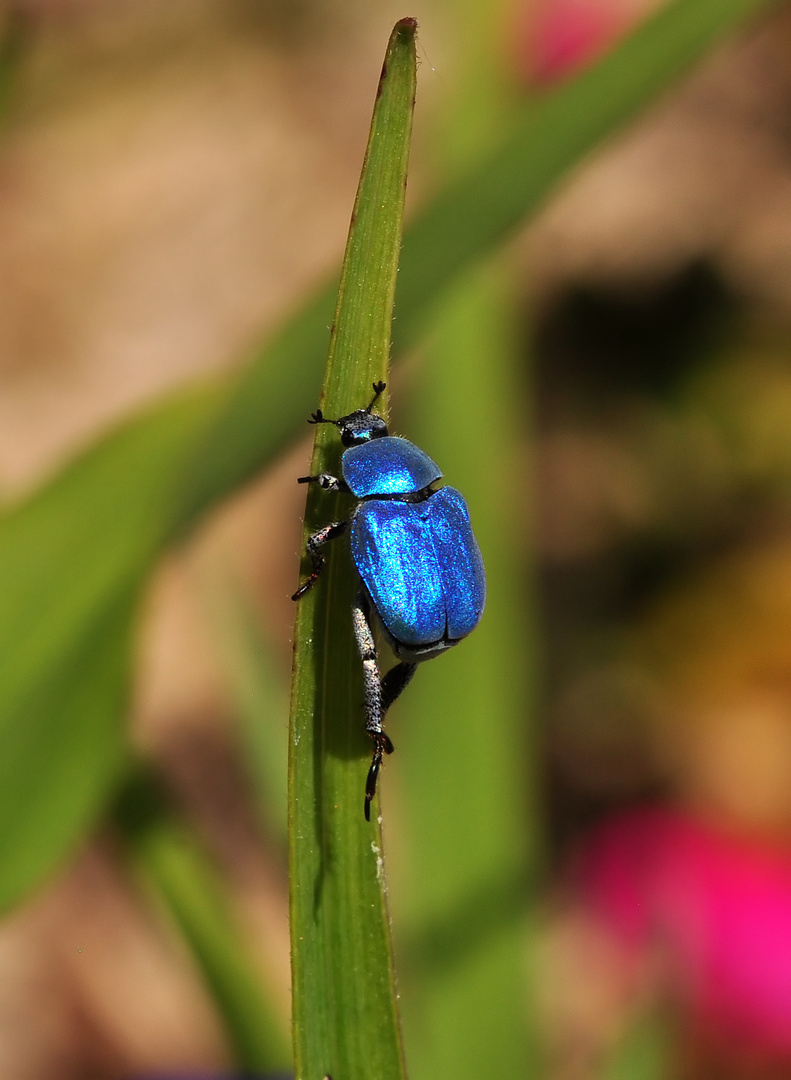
[341,436,442,498]
[350,486,486,648]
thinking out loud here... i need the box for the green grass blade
[0,0,769,915]
[288,20,416,1080]
[115,770,291,1073]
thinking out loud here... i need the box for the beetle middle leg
[292,519,349,601]
[352,589,398,820]
[296,473,348,493]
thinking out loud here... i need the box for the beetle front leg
[351,590,394,821]
[292,519,349,601]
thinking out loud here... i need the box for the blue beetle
[293,381,486,819]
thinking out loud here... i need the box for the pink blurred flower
[578,807,791,1057]
[518,0,664,87]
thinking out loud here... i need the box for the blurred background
[3,0,791,1078]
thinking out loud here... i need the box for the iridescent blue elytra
[292,381,486,820]
[351,487,485,647]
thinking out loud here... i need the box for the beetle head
[336,409,388,446]
[307,381,389,446]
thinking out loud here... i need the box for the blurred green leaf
[0,8,30,123]
[288,19,415,1080]
[393,3,539,1075]
[602,1009,673,1080]
[398,268,537,1080]
[116,769,290,1073]
[393,0,771,333]
[0,588,135,909]
[0,0,771,914]
[200,567,289,841]
[0,391,218,911]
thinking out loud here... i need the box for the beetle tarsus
[291,577,316,601]
[367,380,386,411]
[364,732,394,821]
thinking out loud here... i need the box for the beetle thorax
[341,436,443,499]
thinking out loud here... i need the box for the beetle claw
[364,731,395,820]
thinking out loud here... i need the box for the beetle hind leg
[381,661,417,712]
[363,663,415,820]
[352,590,403,820]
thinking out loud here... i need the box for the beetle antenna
[367,380,386,412]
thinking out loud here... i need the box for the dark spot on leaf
[376,60,387,98]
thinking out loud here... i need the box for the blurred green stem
[401,267,536,1080]
[394,5,538,1077]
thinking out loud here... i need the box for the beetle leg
[352,590,395,820]
[381,661,417,712]
[292,519,349,601]
[366,379,386,410]
[296,473,348,493]
[308,381,386,427]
